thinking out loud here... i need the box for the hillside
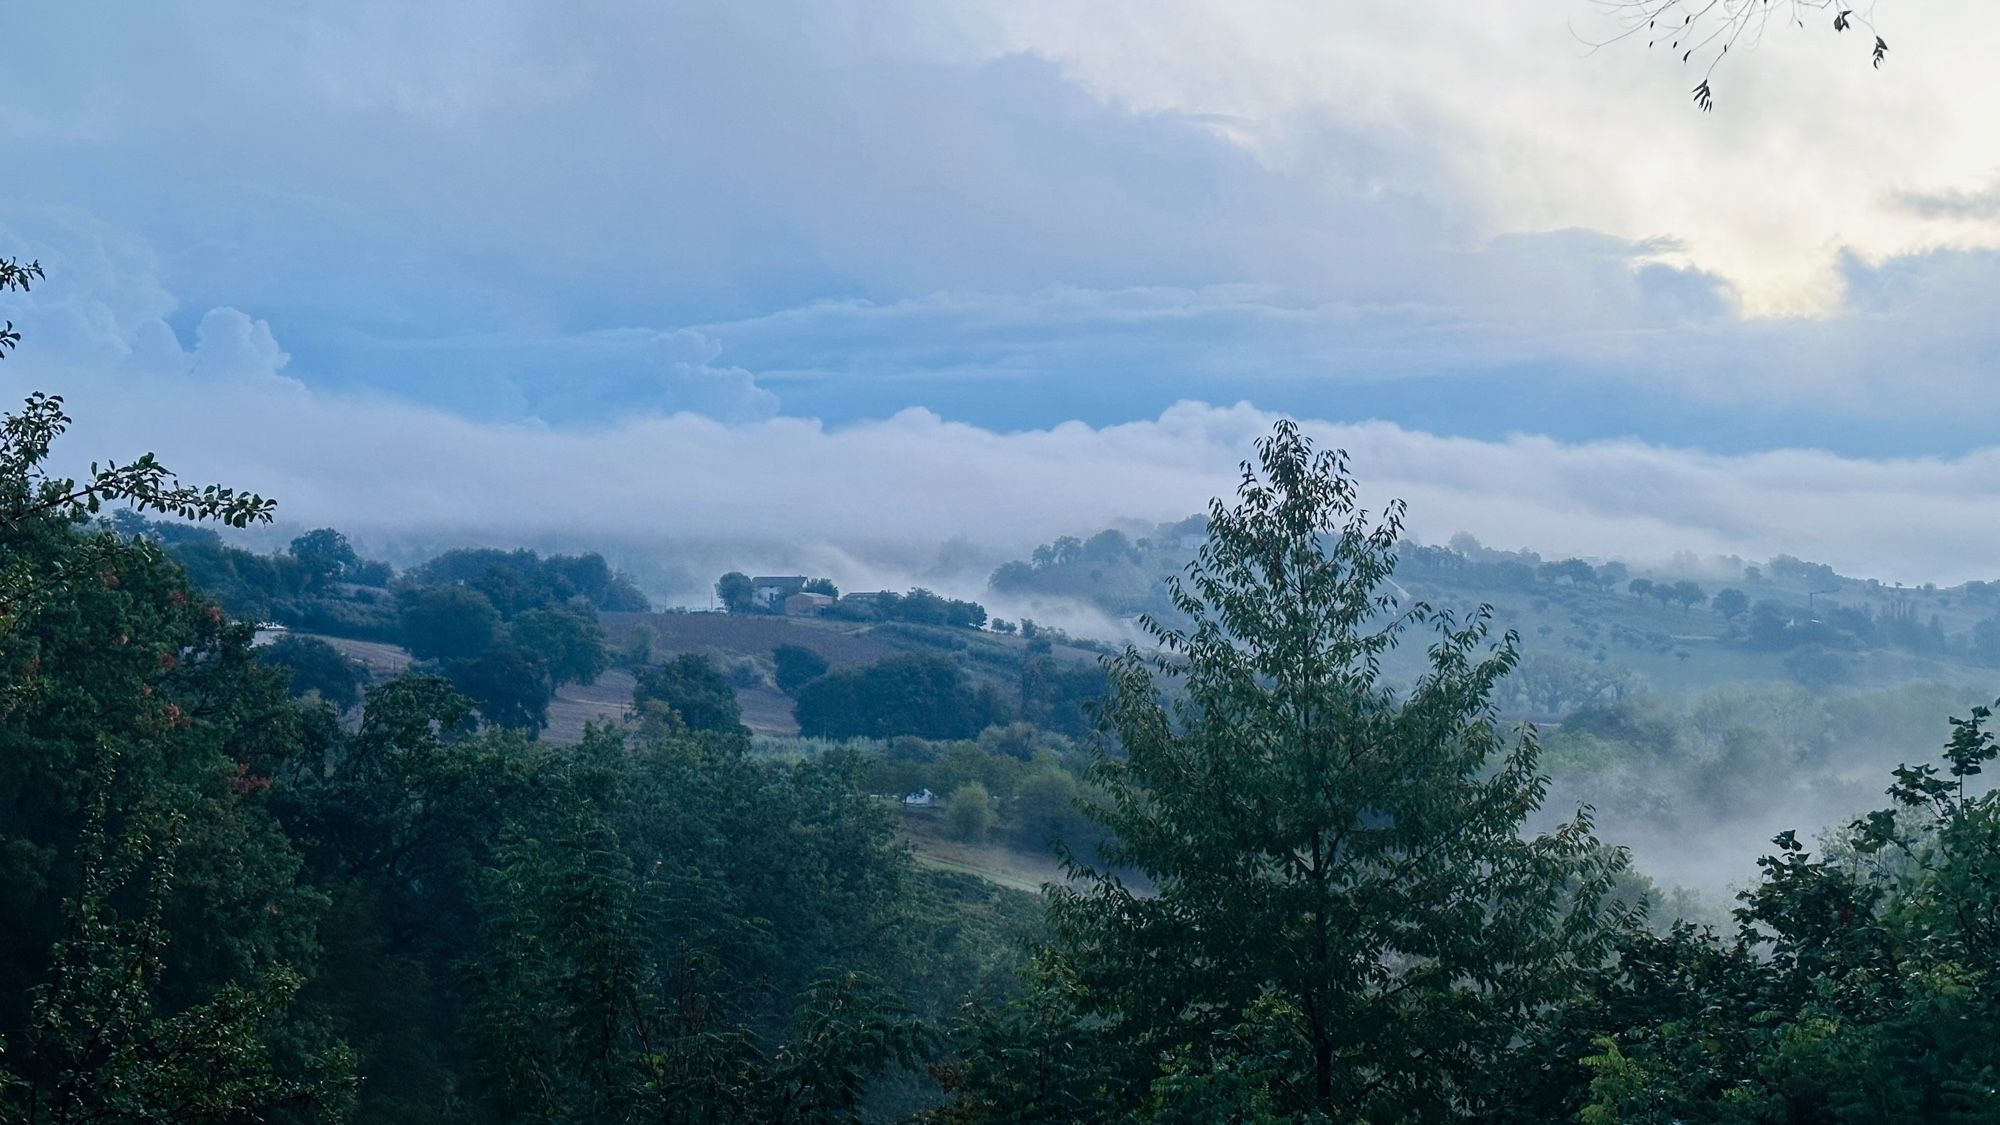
[299,604,1109,744]
[991,521,2000,711]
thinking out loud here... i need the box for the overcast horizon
[8,2,2000,588]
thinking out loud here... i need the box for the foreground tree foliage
[2,260,343,1121]
[1546,706,2000,1123]
[951,422,1630,1119]
[0,269,1022,1121]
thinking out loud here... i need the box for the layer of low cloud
[19,289,2000,604]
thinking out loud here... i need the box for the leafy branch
[1577,0,1889,110]
[1,263,276,629]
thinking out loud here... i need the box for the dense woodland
[8,259,2000,1121]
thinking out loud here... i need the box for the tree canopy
[1033,421,1628,1117]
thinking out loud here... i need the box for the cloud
[28,317,2000,602]
[961,0,2000,313]
[188,308,291,383]
[6,0,1997,437]
[10,213,2000,600]
[1896,178,2000,222]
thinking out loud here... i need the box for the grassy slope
[896,806,1066,896]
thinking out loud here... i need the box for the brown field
[298,633,799,743]
[895,807,1068,896]
[600,610,903,667]
[302,634,414,681]
[543,668,638,744]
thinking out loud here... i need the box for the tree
[0,260,344,1115]
[1044,421,1625,1117]
[256,634,368,710]
[793,654,1007,741]
[286,527,359,591]
[445,643,554,732]
[1595,561,1630,591]
[943,782,995,842]
[1712,587,1750,620]
[773,643,830,694]
[1031,536,1085,569]
[508,604,609,687]
[398,585,501,662]
[716,571,755,613]
[633,653,744,733]
[1586,0,1891,112]
[1512,651,1632,716]
[1782,644,1854,690]
[1562,700,2000,1120]
[2,774,352,1122]
[802,577,839,598]
[1974,616,2000,665]
[1083,529,1135,562]
[1665,579,1706,609]
[1541,557,1598,587]
[1627,577,1655,600]
[896,588,950,626]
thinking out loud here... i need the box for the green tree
[1782,644,1854,691]
[1563,699,2000,1121]
[1595,561,1629,591]
[508,603,609,687]
[943,782,996,842]
[802,577,839,598]
[1,772,352,1123]
[1665,579,1706,609]
[397,585,500,661]
[773,643,830,694]
[445,643,554,732]
[1,262,336,1119]
[1012,760,1092,853]
[1511,651,1632,716]
[716,571,755,613]
[1541,557,1598,586]
[633,653,744,733]
[286,528,359,591]
[1044,421,1625,1117]
[255,634,368,710]
[1711,586,1750,620]
[793,654,1008,741]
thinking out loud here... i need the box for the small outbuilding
[784,592,834,616]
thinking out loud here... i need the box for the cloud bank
[26,305,2000,602]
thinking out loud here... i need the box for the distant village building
[784,591,834,616]
[840,590,892,605]
[750,575,807,609]
[902,789,936,808]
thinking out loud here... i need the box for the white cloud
[5,4,1998,425]
[30,328,2000,599]
[953,0,2000,314]
[7,215,2000,596]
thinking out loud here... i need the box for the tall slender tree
[1047,420,1627,1118]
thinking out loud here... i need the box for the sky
[5,1,2000,597]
